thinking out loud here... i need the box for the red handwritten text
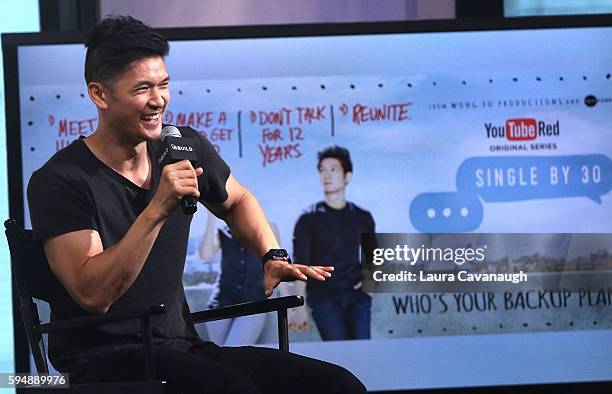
[199,128,234,142]
[174,112,219,128]
[58,118,97,137]
[296,106,326,124]
[351,103,412,125]
[251,108,292,125]
[262,128,283,143]
[258,143,302,167]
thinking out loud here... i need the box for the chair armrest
[37,304,167,334]
[190,295,304,324]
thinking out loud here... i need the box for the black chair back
[5,219,66,302]
[5,219,57,373]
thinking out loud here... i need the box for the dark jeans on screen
[308,289,372,341]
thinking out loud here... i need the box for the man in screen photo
[293,146,375,340]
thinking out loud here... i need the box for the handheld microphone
[158,125,198,215]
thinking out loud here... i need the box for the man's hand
[263,260,333,297]
[150,160,203,218]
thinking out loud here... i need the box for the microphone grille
[160,125,181,141]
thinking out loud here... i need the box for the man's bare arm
[207,175,333,296]
[207,175,279,259]
[44,210,165,313]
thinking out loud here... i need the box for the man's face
[101,56,169,142]
[318,157,349,194]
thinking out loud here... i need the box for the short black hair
[317,145,353,174]
[84,15,169,84]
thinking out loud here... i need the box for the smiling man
[27,16,365,394]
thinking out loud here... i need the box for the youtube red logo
[485,118,560,140]
[506,118,537,141]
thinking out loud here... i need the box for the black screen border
[3,14,612,392]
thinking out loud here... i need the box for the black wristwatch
[261,248,292,268]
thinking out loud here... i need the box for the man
[293,146,375,340]
[27,16,365,393]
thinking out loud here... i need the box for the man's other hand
[263,260,333,297]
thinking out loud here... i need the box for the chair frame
[5,218,304,392]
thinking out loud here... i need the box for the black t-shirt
[292,201,375,293]
[27,126,230,371]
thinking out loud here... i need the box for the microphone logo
[170,143,193,152]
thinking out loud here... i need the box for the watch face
[263,249,290,265]
[271,249,289,258]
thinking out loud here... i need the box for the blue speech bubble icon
[410,192,484,232]
[457,155,612,204]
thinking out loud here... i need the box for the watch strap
[261,248,292,268]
